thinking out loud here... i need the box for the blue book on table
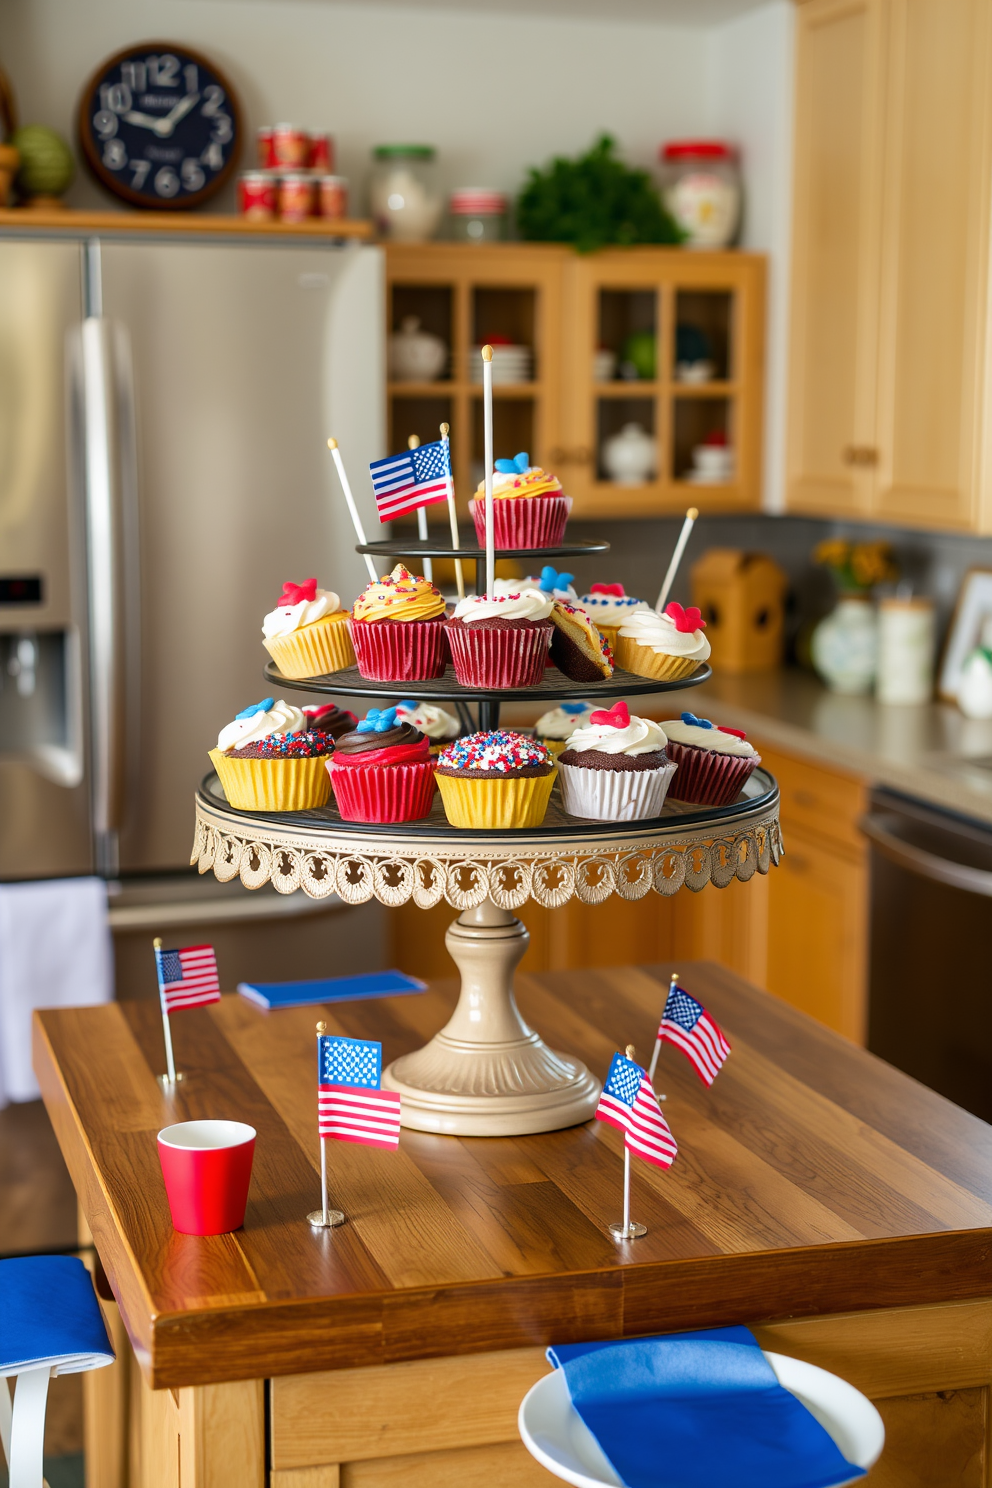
[237,970,427,1010]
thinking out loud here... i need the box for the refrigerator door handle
[80,316,138,875]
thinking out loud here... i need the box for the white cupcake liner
[557,759,678,822]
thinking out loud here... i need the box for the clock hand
[122,110,165,131]
[154,92,200,137]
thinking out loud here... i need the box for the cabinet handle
[842,445,879,467]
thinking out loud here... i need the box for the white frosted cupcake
[395,699,461,755]
[614,602,711,682]
[262,578,354,678]
[535,700,597,757]
[662,712,760,806]
[557,701,677,822]
[577,586,651,648]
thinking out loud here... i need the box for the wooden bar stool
[0,1256,115,1488]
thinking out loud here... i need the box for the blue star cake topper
[681,711,714,729]
[495,451,530,474]
[357,706,399,734]
[539,565,574,593]
[236,698,274,720]
[562,702,590,715]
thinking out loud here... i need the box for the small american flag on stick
[318,1034,401,1149]
[155,944,221,1014]
[369,438,452,523]
[659,984,731,1086]
[596,1051,677,1170]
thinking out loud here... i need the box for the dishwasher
[862,788,992,1121]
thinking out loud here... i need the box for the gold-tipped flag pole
[407,435,433,583]
[648,973,678,1083]
[440,422,465,599]
[308,1021,345,1230]
[327,437,378,583]
[609,1045,648,1243]
[655,507,699,613]
[153,937,180,1087]
[482,346,495,597]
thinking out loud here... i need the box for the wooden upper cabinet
[788,0,992,531]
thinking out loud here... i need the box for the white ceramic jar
[811,595,878,695]
[601,422,656,485]
[876,598,935,705]
[659,141,742,249]
[370,145,442,242]
[388,316,447,382]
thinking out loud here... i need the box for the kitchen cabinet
[386,244,766,519]
[788,0,992,532]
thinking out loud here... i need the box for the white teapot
[388,316,447,383]
[602,422,656,486]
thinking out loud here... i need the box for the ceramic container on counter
[601,421,656,485]
[811,594,878,695]
[876,597,935,705]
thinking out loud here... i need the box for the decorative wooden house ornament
[690,548,788,673]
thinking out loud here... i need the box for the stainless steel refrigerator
[0,229,387,982]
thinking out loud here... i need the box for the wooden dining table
[33,957,992,1488]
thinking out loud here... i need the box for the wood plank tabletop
[33,960,992,1390]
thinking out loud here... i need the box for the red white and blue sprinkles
[436,730,550,773]
[235,731,331,758]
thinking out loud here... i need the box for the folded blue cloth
[237,970,426,1010]
[548,1327,863,1488]
[0,1257,115,1375]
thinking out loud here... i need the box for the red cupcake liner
[664,740,760,806]
[349,618,448,681]
[469,495,572,549]
[446,621,553,688]
[328,759,436,822]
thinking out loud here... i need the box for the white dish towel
[0,877,113,1105]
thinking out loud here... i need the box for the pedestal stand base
[383,901,601,1137]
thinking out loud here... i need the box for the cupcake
[549,602,614,682]
[557,701,677,822]
[350,565,448,682]
[662,711,760,806]
[577,585,652,650]
[445,590,554,689]
[209,698,332,811]
[328,706,436,823]
[535,701,597,757]
[614,602,711,682]
[434,731,557,829]
[395,699,461,755]
[262,578,354,679]
[304,704,357,742]
[468,452,572,549]
[525,565,578,602]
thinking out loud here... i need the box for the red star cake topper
[589,700,630,729]
[664,600,705,633]
[278,577,318,607]
[590,582,626,597]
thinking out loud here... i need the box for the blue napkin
[547,1326,864,1488]
[0,1257,115,1374]
[237,969,426,1010]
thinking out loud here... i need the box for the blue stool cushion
[0,1256,115,1376]
[548,1326,864,1488]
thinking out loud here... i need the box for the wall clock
[78,43,242,209]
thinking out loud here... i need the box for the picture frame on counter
[938,567,992,700]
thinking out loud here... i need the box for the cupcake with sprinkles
[394,699,461,755]
[557,701,677,822]
[262,577,354,678]
[662,711,760,806]
[434,730,557,829]
[469,451,572,549]
[534,700,597,757]
[209,698,333,811]
[328,706,436,822]
[445,588,554,688]
[577,584,651,650]
[614,601,711,683]
[350,564,447,682]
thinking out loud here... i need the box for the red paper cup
[469,495,571,549]
[349,617,448,680]
[158,1120,256,1235]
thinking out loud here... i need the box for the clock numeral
[181,158,206,192]
[154,166,181,197]
[93,110,118,140]
[119,60,147,92]
[201,141,224,172]
[201,85,226,118]
[147,54,180,87]
[184,64,199,94]
[100,82,132,114]
[131,160,151,190]
[211,113,233,145]
[102,139,127,171]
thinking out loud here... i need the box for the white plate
[518,1350,885,1488]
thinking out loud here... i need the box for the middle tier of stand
[357,536,611,603]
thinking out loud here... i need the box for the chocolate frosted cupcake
[661,711,760,806]
[434,730,557,828]
[209,698,333,811]
[557,701,677,822]
[394,699,461,755]
[446,590,554,688]
[328,705,436,822]
[304,704,357,741]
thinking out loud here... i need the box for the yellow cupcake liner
[540,737,568,758]
[263,612,355,679]
[614,635,703,683]
[209,749,332,812]
[434,768,557,829]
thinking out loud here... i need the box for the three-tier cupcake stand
[193,536,782,1137]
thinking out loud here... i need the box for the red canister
[238,171,278,221]
[256,127,275,170]
[158,1120,256,1235]
[273,123,310,169]
[317,175,349,220]
[309,132,334,173]
[279,172,316,222]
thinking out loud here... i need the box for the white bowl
[518,1350,885,1488]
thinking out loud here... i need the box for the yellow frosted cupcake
[434,730,556,829]
[350,565,448,681]
[262,578,354,679]
[468,451,572,549]
[209,698,332,812]
[614,602,711,682]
